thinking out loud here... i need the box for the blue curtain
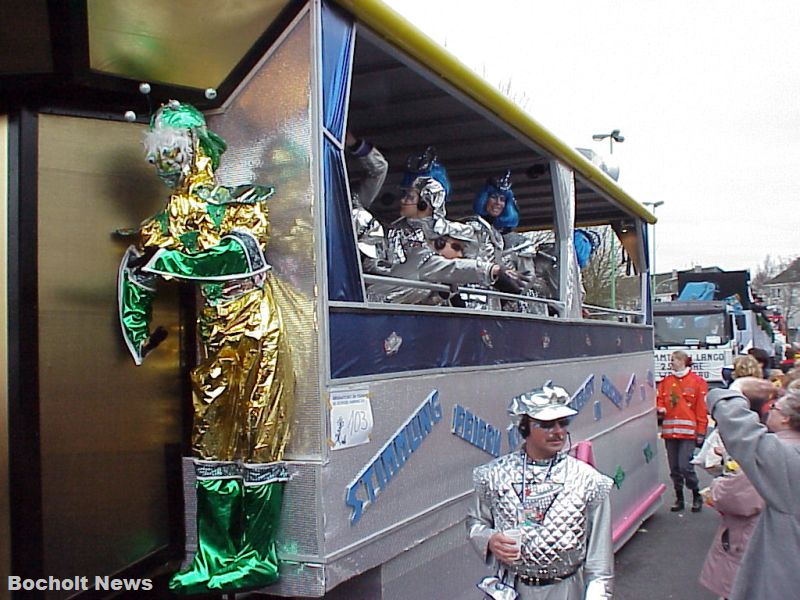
[321,2,362,301]
[321,2,353,140]
[324,139,362,301]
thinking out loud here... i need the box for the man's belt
[515,567,580,587]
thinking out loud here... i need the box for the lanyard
[518,451,555,503]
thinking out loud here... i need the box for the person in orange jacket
[657,350,709,512]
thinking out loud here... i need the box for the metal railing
[360,274,645,324]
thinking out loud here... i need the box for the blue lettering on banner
[601,376,623,409]
[594,399,603,421]
[570,375,595,413]
[451,405,502,457]
[625,374,637,406]
[346,390,443,525]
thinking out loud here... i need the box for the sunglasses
[433,238,464,253]
[531,418,572,430]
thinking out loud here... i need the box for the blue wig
[401,146,451,198]
[473,171,519,231]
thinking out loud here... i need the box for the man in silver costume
[468,386,614,599]
[365,148,521,304]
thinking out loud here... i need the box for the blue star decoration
[642,442,654,464]
[612,465,626,489]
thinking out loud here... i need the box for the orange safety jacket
[656,370,709,440]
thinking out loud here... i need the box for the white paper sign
[329,388,373,451]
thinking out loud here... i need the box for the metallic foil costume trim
[139,150,272,254]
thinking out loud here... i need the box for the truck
[653,269,774,385]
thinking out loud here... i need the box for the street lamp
[643,201,665,293]
[592,129,625,154]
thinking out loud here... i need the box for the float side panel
[317,352,659,585]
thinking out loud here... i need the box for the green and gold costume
[118,101,294,593]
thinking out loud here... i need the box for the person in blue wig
[473,170,520,234]
[366,148,518,305]
[460,171,528,309]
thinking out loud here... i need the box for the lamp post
[592,131,625,309]
[592,129,625,154]
[643,201,664,294]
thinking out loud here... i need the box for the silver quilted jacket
[467,451,614,598]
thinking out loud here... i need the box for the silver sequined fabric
[470,452,612,580]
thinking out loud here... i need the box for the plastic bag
[477,573,518,600]
[691,428,723,475]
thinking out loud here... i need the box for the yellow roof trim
[335,0,657,225]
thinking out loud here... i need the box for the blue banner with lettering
[330,308,652,379]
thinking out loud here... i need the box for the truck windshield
[654,312,731,347]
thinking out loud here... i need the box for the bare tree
[581,227,614,306]
[752,254,793,289]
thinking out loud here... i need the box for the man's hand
[656,407,666,415]
[493,268,524,294]
[730,377,777,404]
[695,434,705,448]
[488,532,521,564]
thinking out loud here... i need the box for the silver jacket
[351,146,388,210]
[366,216,495,304]
[464,215,507,265]
[467,452,614,598]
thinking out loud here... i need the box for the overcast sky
[386,0,800,275]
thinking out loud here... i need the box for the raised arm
[708,385,800,512]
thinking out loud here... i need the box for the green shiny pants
[207,473,285,590]
[169,465,243,594]
[170,462,286,594]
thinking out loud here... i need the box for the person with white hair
[467,386,613,599]
[706,378,800,600]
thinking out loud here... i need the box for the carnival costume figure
[467,386,613,599]
[117,101,295,593]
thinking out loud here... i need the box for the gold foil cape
[192,274,294,463]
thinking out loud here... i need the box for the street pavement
[613,444,719,600]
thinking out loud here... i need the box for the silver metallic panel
[320,353,660,563]
[382,520,485,600]
[209,13,321,460]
